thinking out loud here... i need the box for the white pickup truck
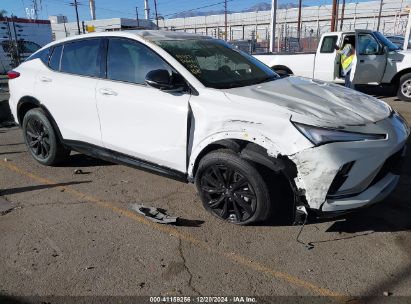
[254,30,411,101]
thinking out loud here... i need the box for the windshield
[374,32,400,51]
[155,39,279,89]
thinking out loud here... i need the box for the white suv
[8,31,410,225]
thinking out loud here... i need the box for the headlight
[293,122,386,145]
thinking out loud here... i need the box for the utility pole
[144,0,150,20]
[136,7,140,28]
[224,0,228,41]
[376,0,383,31]
[331,0,337,31]
[339,0,345,31]
[154,0,159,28]
[71,0,81,35]
[269,0,277,52]
[297,0,302,48]
[403,6,411,50]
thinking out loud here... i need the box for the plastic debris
[74,169,84,174]
[130,204,178,224]
[383,291,392,296]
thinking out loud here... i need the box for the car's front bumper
[290,112,409,212]
[321,172,400,212]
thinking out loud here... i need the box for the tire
[22,108,70,166]
[397,73,411,102]
[195,150,271,225]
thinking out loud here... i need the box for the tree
[0,9,7,18]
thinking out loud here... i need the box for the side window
[320,36,338,53]
[49,45,62,71]
[25,47,51,64]
[107,38,171,84]
[358,33,380,55]
[60,39,101,77]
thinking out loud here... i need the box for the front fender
[188,128,282,178]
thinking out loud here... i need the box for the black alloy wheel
[22,108,70,165]
[200,164,257,223]
[25,117,51,160]
[195,150,271,225]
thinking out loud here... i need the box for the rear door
[353,30,387,84]
[313,34,342,81]
[34,38,103,146]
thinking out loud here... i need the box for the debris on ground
[84,266,95,270]
[74,169,84,174]
[383,291,392,296]
[130,204,178,224]
[4,158,8,162]
[0,198,17,215]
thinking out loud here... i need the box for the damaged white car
[8,31,410,225]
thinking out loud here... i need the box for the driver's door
[353,30,387,84]
[95,38,191,172]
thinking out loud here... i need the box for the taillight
[7,71,20,79]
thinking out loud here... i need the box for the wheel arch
[17,96,64,142]
[191,138,307,221]
[390,68,411,86]
[190,138,297,187]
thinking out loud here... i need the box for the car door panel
[34,40,103,146]
[353,30,387,84]
[96,38,190,172]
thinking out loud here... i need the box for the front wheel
[195,150,271,225]
[397,73,411,102]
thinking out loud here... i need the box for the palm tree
[0,9,7,18]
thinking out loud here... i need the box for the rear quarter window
[25,47,51,65]
[320,36,338,53]
[49,45,63,71]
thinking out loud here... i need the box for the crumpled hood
[223,76,391,125]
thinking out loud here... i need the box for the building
[0,17,52,47]
[50,17,157,41]
[162,0,411,43]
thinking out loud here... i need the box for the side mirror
[145,69,185,92]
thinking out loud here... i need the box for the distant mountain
[171,2,304,18]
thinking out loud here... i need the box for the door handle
[99,88,118,96]
[39,76,52,82]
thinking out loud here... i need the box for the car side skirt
[63,140,188,183]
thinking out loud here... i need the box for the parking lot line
[1,160,347,299]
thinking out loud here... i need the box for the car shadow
[356,84,399,100]
[0,151,25,156]
[58,153,115,168]
[0,181,92,196]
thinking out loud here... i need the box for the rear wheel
[397,73,411,102]
[22,108,70,165]
[195,150,271,225]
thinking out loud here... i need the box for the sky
[2,0,368,22]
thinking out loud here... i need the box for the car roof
[45,30,212,48]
